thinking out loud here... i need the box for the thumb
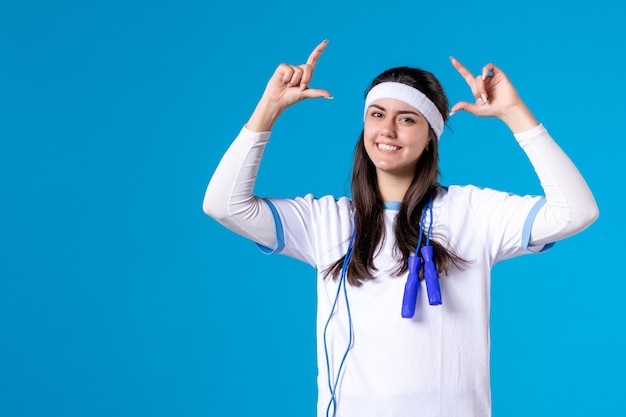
[449,101,480,116]
[300,88,333,100]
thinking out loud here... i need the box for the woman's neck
[376,171,413,202]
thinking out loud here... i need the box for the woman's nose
[380,119,396,138]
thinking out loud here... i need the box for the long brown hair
[325,67,466,286]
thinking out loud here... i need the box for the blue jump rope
[324,194,441,416]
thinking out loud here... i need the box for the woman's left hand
[449,57,539,133]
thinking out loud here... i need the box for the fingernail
[482,74,486,81]
[449,111,456,116]
[300,83,307,91]
[323,39,329,43]
[478,97,485,105]
[324,96,334,100]
[481,93,488,104]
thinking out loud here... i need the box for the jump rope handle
[401,254,422,318]
[421,246,442,305]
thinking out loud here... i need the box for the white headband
[364,82,444,139]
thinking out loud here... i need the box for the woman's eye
[400,117,415,124]
[370,111,383,118]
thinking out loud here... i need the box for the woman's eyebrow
[397,110,423,117]
[369,103,423,118]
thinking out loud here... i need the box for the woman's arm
[203,41,332,246]
[202,127,276,247]
[449,58,599,245]
[513,123,598,245]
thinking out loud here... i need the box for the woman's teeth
[378,143,399,151]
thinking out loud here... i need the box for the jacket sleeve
[202,126,277,249]
[515,124,599,245]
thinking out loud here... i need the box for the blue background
[1,0,623,416]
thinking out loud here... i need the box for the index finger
[449,56,476,85]
[306,39,329,68]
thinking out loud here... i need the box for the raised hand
[247,40,332,132]
[449,57,538,133]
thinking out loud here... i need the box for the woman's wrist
[246,98,284,132]
[499,103,539,134]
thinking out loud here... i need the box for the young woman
[203,40,598,417]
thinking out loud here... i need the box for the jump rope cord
[414,202,428,256]
[324,196,432,416]
[324,221,356,417]
[426,193,434,246]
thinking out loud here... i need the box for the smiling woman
[201,40,598,417]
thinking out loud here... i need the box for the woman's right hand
[246,40,332,132]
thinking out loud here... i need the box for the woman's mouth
[377,143,400,152]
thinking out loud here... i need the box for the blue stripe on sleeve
[256,199,285,254]
[522,197,555,253]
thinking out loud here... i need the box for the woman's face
[363,98,432,179]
